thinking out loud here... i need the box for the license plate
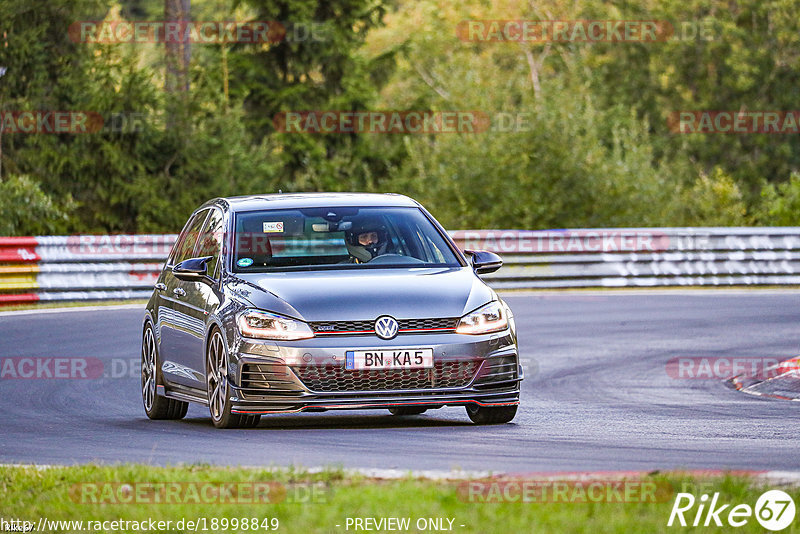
[345,348,434,370]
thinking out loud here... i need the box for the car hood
[229,267,494,321]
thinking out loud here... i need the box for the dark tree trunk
[164,0,190,93]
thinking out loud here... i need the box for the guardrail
[453,228,800,289]
[0,235,176,304]
[1,228,799,304]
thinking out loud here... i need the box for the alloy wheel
[141,327,157,412]
[207,330,228,422]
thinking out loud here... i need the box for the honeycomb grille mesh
[310,320,373,333]
[399,318,459,330]
[293,361,481,392]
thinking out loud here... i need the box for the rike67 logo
[668,490,796,530]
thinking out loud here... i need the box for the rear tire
[466,404,517,424]
[141,323,188,420]
[207,328,261,429]
[388,407,427,416]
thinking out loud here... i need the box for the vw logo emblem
[375,316,399,340]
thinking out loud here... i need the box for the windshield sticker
[263,221,284,233]
[237,257,254,267]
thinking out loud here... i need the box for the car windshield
[232,207,461,271]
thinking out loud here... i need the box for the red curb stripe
[0,237,38,246]
[0,293,39,304]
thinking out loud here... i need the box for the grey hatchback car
[141,193,522,428]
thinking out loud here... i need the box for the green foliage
[674,167,749,226]
[378,91,686,229]
[364,0,799,229]
[1,0,281,233]
[229,0,397,191]
[2,0,800,235]
[584,0,800,197]
[0,175,71,235]
[363,0,695,229]
[756,172,800,226]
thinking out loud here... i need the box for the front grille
[311,320,374,334]
[399,318,459,331]
[310,317,459,335]
[293,360,481,392]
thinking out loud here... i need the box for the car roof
[200,192,420,213]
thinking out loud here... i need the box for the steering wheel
[366,254,424,265]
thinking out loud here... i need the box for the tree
[229,0,397,191]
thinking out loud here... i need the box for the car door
[159,209,210,388]
[171,207,226,389]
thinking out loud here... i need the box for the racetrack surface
[1,291,799,472]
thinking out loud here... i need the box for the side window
[195,209,224,278]
[168,215,197,265]
[172,210,210,265]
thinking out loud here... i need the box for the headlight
[502,301,515,334]
[237,310,315,341]
[455,301,508,335]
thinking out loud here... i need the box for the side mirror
[465,250,503,274]
[173,256,214,283]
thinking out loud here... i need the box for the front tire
[466,404,517,424]
[141,323,188,420]
[206,328,260,429]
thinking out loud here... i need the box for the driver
[345,218,390,263]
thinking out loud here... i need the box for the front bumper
[227,331,522,414]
